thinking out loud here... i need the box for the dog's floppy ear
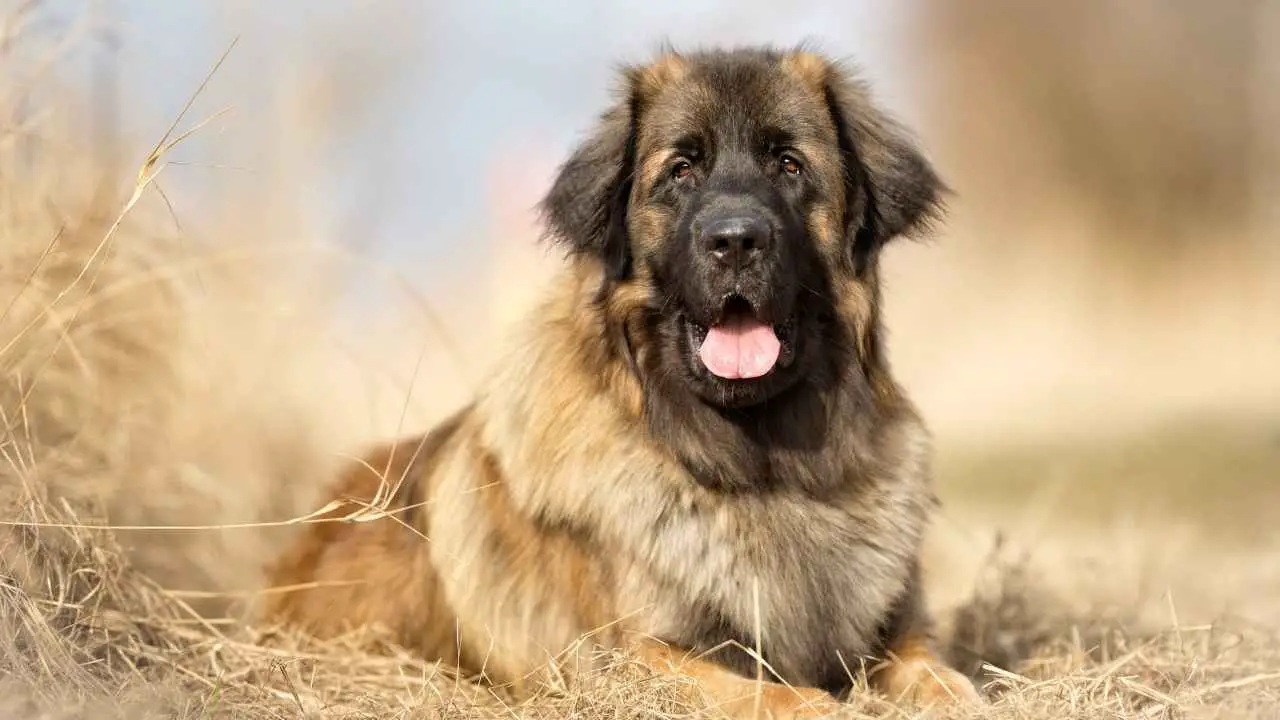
[812,56,948,274]
[537,74,642,285]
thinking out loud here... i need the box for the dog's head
[540,46,945,409]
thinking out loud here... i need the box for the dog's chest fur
[616,443,932,691]
[481,320,934,692]
[476,275,936,691]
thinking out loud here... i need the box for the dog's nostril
[700,216,771,264]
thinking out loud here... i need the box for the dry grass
[2,9,1279,720]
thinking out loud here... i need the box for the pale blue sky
[47,1,925,277]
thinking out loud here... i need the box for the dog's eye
[672,159,693,180]
[780,154,802,176]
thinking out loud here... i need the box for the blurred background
[9,0,1279,619]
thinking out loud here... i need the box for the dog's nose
[700,216,772,268]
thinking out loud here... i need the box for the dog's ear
[537,75,642,285]
[812,56,948,274]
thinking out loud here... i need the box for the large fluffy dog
[265,45,981,717]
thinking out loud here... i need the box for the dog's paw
[751,683,841,719]
[714,682,841,719]
[876,658,983,708]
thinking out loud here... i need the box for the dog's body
[265,46,980,717]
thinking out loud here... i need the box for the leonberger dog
[264,45,982,717]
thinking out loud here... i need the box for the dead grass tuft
[944,542,1280,719]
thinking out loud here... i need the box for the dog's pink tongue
[698,316,781,380]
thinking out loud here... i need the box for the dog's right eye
[672,160,693,180]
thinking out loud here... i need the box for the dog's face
[541,47,944,409]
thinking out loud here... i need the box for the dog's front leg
[630,638,839,719]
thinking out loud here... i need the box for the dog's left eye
[780,154,803,176]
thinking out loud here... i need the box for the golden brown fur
[264,45,981,717]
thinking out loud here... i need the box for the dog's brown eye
[673,160,693,180]
[780,155,802,176]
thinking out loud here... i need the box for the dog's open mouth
[689,295,782,381]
